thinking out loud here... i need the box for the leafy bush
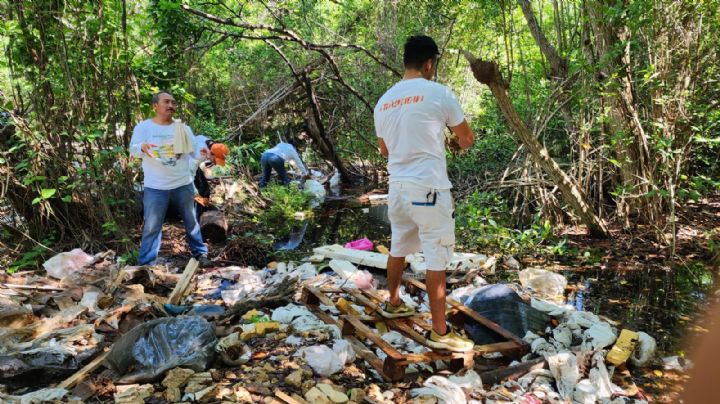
[257,184,313,225]
[454,191,554,254]
[448,131,517,182]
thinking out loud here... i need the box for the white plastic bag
[410,375,467,404]
[629,331,657,367]
[295,345,344,376]
[42,248,94,280]
[332,340,356,365]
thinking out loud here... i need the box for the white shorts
[388,181,455,271]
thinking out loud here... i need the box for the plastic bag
[519,268,568,301]
[344,238,374,251]
[459,284,550,344]
[105,316,217,383]
[295,345,344,376]
[629,331,656,367]
[42,248,94,280]
[410,375,467,404]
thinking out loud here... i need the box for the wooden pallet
[300,281,528,381]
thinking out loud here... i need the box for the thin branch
[181,4,397,112]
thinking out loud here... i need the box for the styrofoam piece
[313,245,388,269]
[406,252,490,275]
[329,260,359,280]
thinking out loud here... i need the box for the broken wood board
[313,245,388,269]
[301,284,525,382]
[57,350,110,389]
[167,258,200,305]
[1,283,64,292]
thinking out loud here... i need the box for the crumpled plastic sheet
[270,303,340,338]
[547,352,579,401]
[581,322,617,351]
[518,268,567,302]
[42,248,94,280]
[294,344,344,376]
[219,267,265,306]
[0,387,68,404]
[410,375,468,404]
[630,331,657,367]
[105,316,217,383]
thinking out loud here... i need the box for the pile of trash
[0,242,661,404]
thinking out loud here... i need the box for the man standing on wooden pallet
[374,35,476,352]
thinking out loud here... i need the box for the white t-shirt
[129,119,201,190]
[266,142,308,175]
[374,78,465,190]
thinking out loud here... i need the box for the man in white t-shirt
[374,35,476,352]
[129,91,210,267]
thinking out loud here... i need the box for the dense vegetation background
[1,0,718,269]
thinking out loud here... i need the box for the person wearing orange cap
[193,135,229,214]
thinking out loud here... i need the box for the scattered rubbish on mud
[0,222,673,403]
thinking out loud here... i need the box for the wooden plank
[479,357,546,386]
[275,390,303,404]
[167,258,199,305]
[345,288,381,311]
[58,350,109,389]
[404,278,524,346]
[1,283,64,292]
[304,285,336,307]
[345,335,389,382]
[341,315,404,361]
[299,295,388,382]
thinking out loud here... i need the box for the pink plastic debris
[42,248,94,280]
[344,238,374,251]
[352,270,377,290]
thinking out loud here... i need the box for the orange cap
[210,143,229,166]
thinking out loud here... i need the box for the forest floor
[142,194,720,402]
[2,190,717,402]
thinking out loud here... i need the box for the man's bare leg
[426,270,447,335]
[387,255,406,306]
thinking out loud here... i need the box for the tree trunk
[301,71,352,183]
[463,52,609,238]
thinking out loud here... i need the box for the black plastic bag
[457,284,551,345]
[105,316,217,383]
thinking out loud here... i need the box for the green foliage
[257,184,313,225]
[455,191,554,254]
[8,241,53,274]
[448,131,516,182]
[233,137,272,172]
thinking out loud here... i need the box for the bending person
[259,139,308,187]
